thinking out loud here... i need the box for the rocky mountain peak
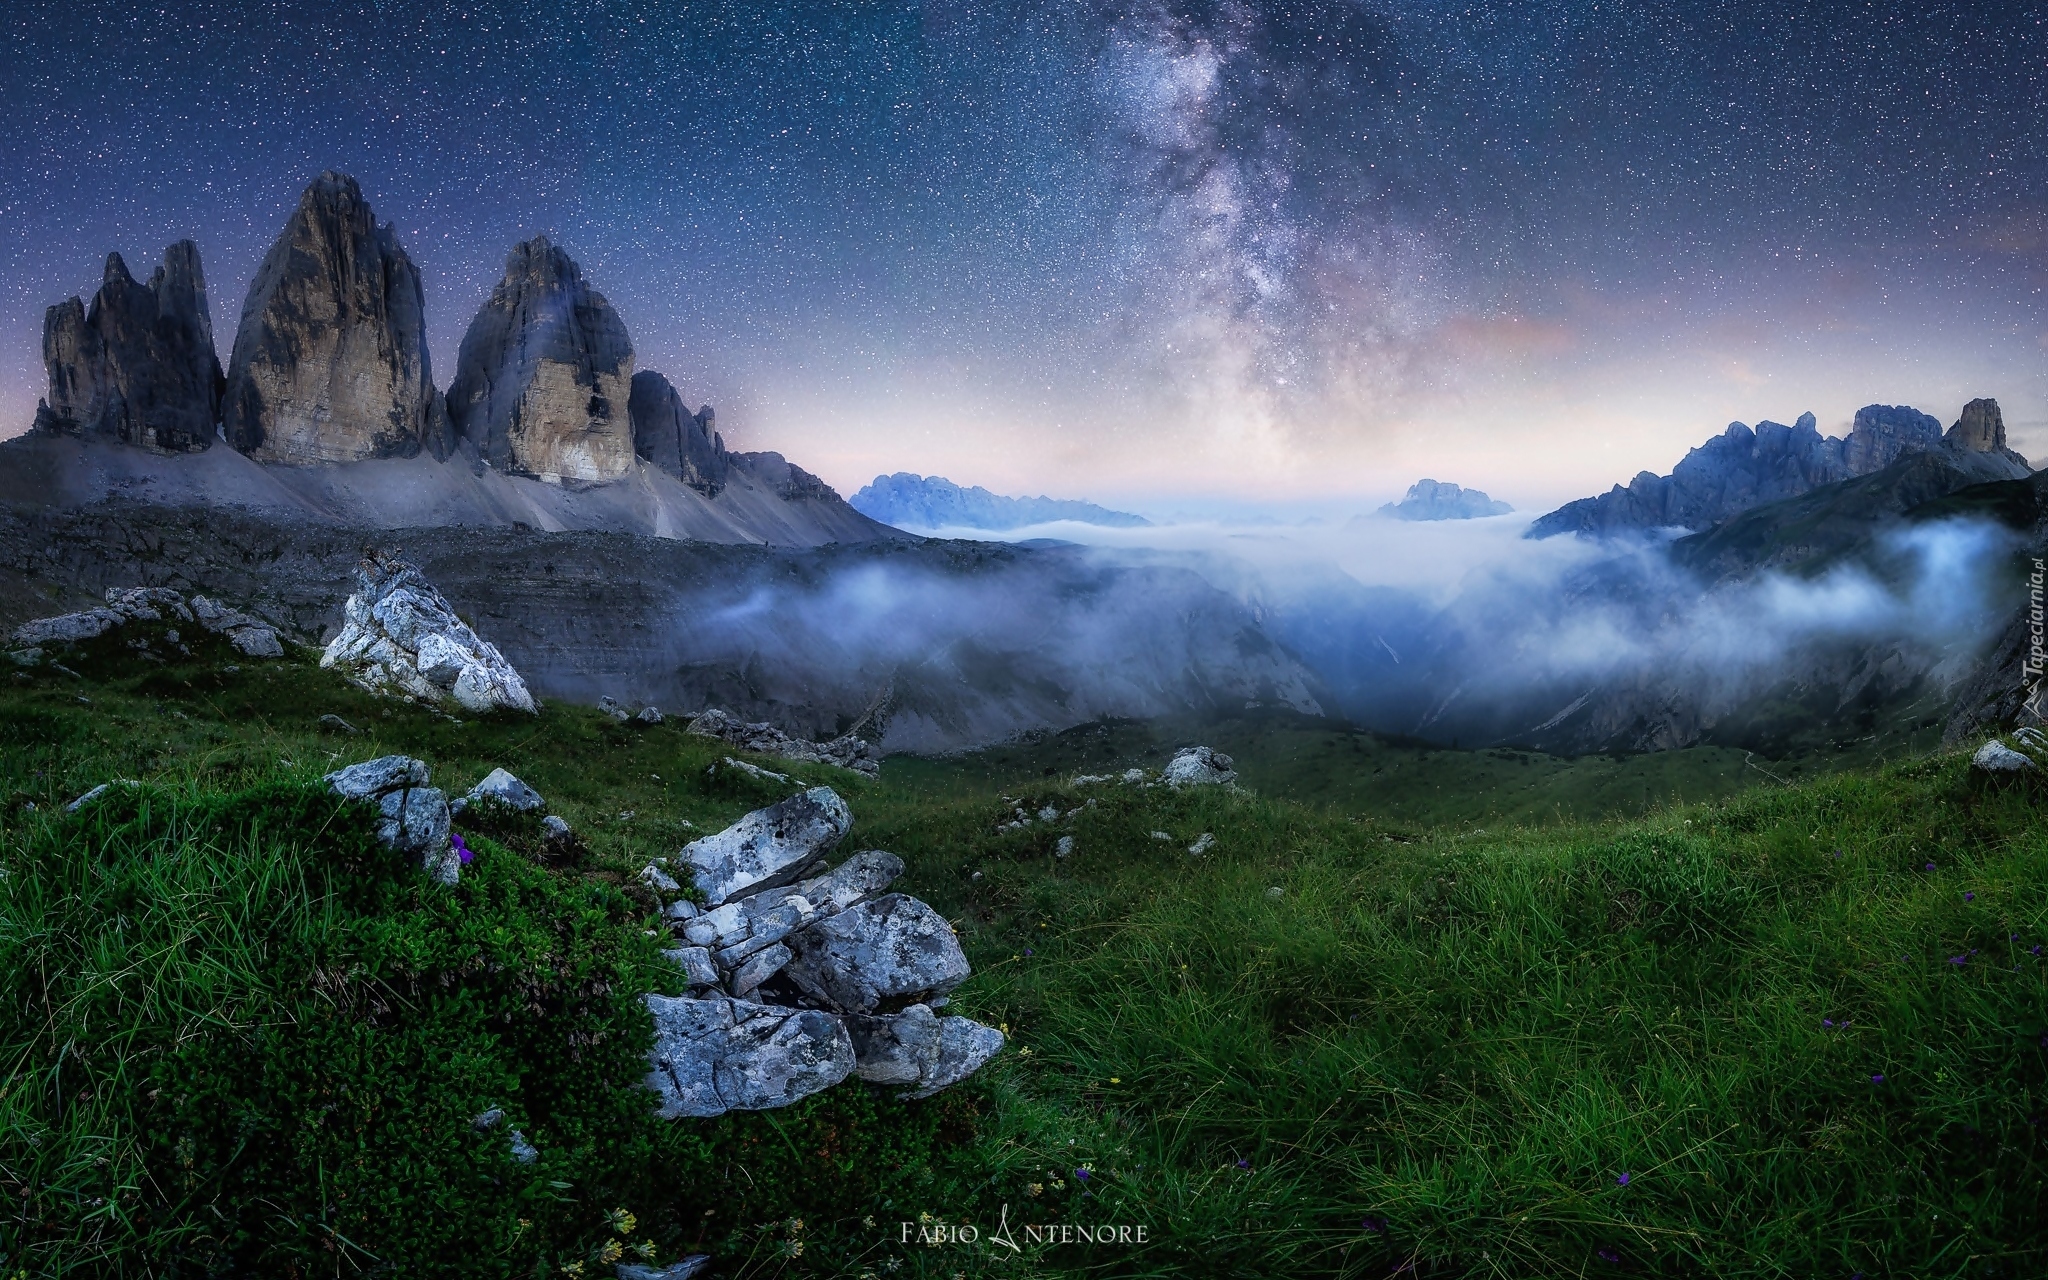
[33,239,223,453]
[1377,479,1513,521]
[222,171,449,464]
[1944,397,2021,459]
[628,370,728,495]
[446,236,636,483]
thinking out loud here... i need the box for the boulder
[222,172,449,463]
[10,587,282,660]
[782,893,971,1014]
[686,707,880,776]
[675,850,903,984]
[1163,745,1237,786]
[617,1256,711,1280]
[320,552,536,714]
[629,369,729,494]
[445,236,636,483]
[846,1004,1006,1099]
[680,786,852,905]
[641,994,854,1119]
[324,754,457,883]
[34,243,223,452]
[660,946,721,989]
[456,767,545,814]
[1972,740,2036,774]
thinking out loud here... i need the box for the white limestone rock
[687,707,879,777]
[324,754,457,884]
[456,767,546,815]
[321,552,536,715]
[1972,740,2036,774]
[642,994,854,1119]
[1163,745,1237,787]
[782,893,971,1014]
[847,1003,1005,1099]
[680,786,852,906]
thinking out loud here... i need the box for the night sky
[4,1,2045,510]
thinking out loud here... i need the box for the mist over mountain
[850,473,1151,531]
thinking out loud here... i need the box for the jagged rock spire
[222,171,451,464]
[35,242,223,452]
[628,370,728,494]
[445,235,636,483]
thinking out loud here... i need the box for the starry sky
[4,0,2045,512]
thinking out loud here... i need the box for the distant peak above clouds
[850,473,1151,532]
[1376,479,1513,522]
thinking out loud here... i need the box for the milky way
[4,1,2044,506]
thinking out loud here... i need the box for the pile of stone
[321,552,536,715]
[637,786,1002,1117]
[9,586,284,665]
[685,707,878,777]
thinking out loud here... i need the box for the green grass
[2,628,2046,1277]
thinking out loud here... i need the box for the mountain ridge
[851,472,1150,531]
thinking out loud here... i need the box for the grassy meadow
[1,630,2044,1277]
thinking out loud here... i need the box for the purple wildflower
[1926,862,1936,872]
[1823,1019,1834,1028]
[1361,1215,1387,1234]
[2035,945,2044,956]
[1235,1158,1251,1170]
[1872,1073,1885,1084]
[1074,1166,1090,1181]
[1616,1172,1630,1186]
[451,832,474,866]
[1024,947,1034,957]
[1596,1247,1621,1263]
[1965,891,1975,901]
[1950,954,1967,966]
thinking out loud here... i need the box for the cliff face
[35,244,223,453]
[445,237,636,484]
[1529,402,2030,539]
[222,172,448,464]
[628,370,728,495]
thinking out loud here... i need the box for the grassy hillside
[2,634,2045,1277]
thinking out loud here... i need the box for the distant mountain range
[1376,479,1512,521]
[1529,400,2030,538]
[8,171,889,547]
[851,473,1151,531]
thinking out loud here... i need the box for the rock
[458,767,545,814]
[599,695,630,721]
[506,1129,539,1164]
[187,594,285,657]
[783,893,971,1014]
[846,1003,1005,1099]
[320,551,536,714]
[680,786,853,905]
[1121,768,1146,783]
[445,236,636,483]
[1187,832,1215,856]
[319,713,360,734]
[636,706,664,725]
[1163,746,1236,787]
[324,754,457,883]
[714,755,790,784]
[728,942,792,996]
[1055,835,1074,859]
[471,1108,506,1131]
[617,1256,711,1280]
[541,814,573,841]
[1376,479,1513,521]
[1972,740,2036,773]
[641,994,855,1118]
[629,370,729,494]
[65,782,115,813]
[222,172,448,463]
[11,588,283,659]
[34,243,222,453]
[686,708,880,776]
[661,946,721,988]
